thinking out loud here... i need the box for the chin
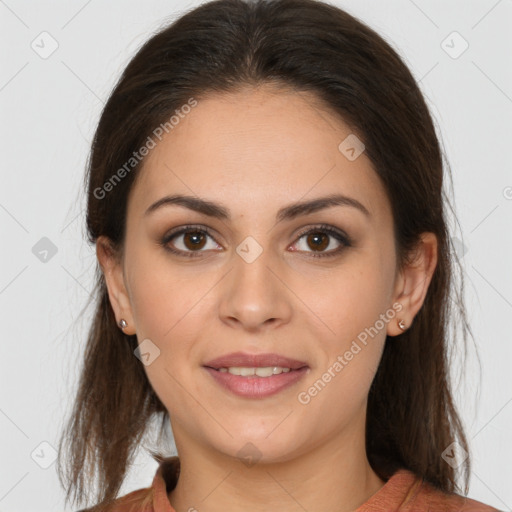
[211,429,304,466]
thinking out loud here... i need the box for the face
[98,84,436,465]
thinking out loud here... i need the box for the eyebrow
[144,193,371,222]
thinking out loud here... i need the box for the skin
[97,84,437,512]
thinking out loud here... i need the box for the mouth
[210,366,297,377]
[202,352,309,398]
[203,351,308,371]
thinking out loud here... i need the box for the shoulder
[75,455,179,512]
[405,474,502,511]
[75,486,154,512]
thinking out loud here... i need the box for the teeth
[218,366,292,377]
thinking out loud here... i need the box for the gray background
[0,1,511,511]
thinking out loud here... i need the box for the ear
[96,235,137,335]
[387,232,438,337]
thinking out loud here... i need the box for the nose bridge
[233,235,271,288]
[218,234,292,329]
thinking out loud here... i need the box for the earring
[398,319,406,330]
[119,319,128,330]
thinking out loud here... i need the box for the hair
[57,0,477,509]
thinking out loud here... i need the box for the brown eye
[161,225,221,258]
[292,224,352,258]
[305,232,329,251]
[183,231,207,250]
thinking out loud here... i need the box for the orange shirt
[87,456,502,512]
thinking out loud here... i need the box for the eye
[290,224,352,258]
[161,225,222,258]
[160,223,352,259]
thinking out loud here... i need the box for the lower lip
[204,367,309,398]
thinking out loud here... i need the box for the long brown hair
[57,0,476,509]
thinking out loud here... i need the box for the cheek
[297,256,391,401]
[126,247,209,340]
[126,251,220,396]
[298,271,389,421]
[299,260,391,342]
[126,257,211,414]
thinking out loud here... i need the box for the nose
[218,242,293,332]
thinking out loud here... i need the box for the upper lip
[203,352,308,370]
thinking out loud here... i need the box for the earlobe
[388,232,438,337]
[96,236,137,335]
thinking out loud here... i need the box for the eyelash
[160,223,352,259]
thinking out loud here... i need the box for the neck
[168,422,386,512]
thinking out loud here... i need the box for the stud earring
[119,319,128,330]
[398,319,406,330]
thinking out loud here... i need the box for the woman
[57,0,500,510]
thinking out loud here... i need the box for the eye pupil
[184,231,206,250]
[307,233,328,251]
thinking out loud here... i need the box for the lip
[203,351,308,370]
[202,352,309,399]
[204,366,309,398]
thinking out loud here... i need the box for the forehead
[128,85,392,226]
